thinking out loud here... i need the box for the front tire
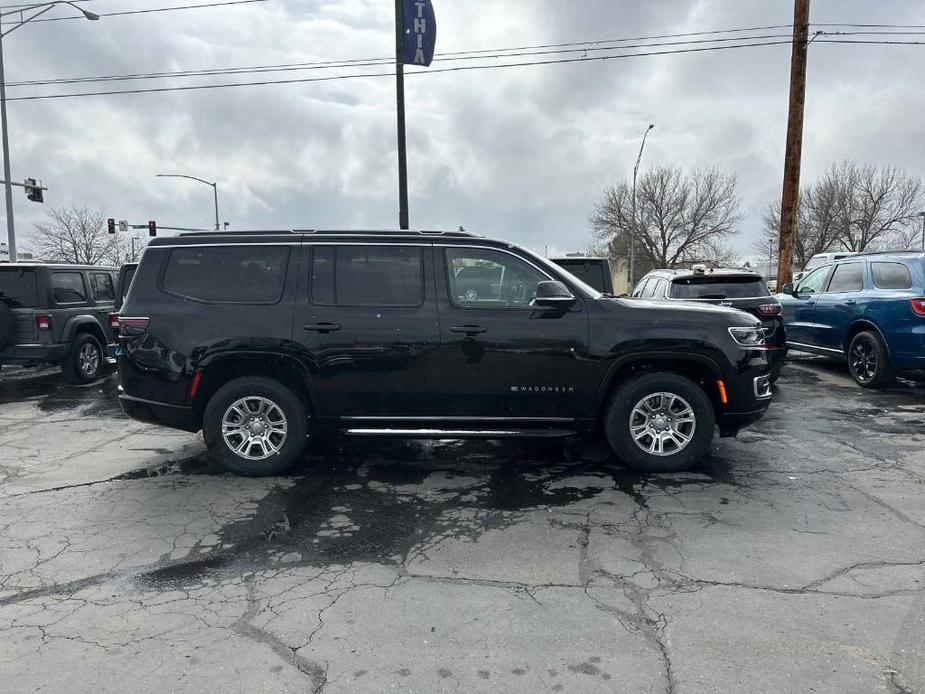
[847,331,894,388]
[61,333,103,384]
[202,377,308,476]
[604,372,715,473]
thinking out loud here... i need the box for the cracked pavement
[1,356,924,693]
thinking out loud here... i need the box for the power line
[5,39,796,102]
[5,32,800,88]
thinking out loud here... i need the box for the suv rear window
[311,245,423,307]
[554,260,606,292]
[669,275,769,299]
[871,262,912,289]
[90,273,115,302]
[163,246,290,303]
[0,267,39,308]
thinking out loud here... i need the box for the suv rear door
[294,241,442,418]
[813,261,866,351]
[0,266,41,347]
[433,244,591,419]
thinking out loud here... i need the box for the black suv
[0,263,118,383]
[117,230,772,475]
[633,266,787,382]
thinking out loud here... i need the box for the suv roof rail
[295,229,479,238]
[176,229,480,238]
[851,249,925,258]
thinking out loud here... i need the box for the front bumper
[119,388,199,433]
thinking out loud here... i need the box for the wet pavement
[1,357,924,693]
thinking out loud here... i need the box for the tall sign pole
[777,0,810,287]
[394,0,409,230]
[394,0,436,231]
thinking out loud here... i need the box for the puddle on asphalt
[0,368,122,416]
[132,436,742,590]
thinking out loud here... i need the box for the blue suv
[778,252,925,387]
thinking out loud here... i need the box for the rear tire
[604,372,715,473]
[61,333,104,384]
[202,377,308,476]
[847,331,894,388]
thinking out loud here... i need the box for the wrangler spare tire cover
[0,301,14,350]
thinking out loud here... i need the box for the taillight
[911,299,925,317]
[109,312,120,330]
[35,314,52,331]
[118,317,150,336]
[757,303,781,316]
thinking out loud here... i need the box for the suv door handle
[843,299,857,306]
[304,322,341,333]
[450,325,487,335]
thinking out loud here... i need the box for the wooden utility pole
[777,0,810,287]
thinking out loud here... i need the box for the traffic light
[24,178,43,203]
[107,218,116,234]
[148,220,157,237]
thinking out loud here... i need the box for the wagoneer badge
[510,386,575,393]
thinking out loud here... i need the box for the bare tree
[32,206,122,265]
[836,161,922,252]
[591,166,743,272]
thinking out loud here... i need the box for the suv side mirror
[532,280,576,309]
[781,282,795,296]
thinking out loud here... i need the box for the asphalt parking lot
[1,357,924,694]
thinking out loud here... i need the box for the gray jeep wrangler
[0,263,118,384]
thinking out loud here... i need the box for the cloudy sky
[3,0,925,259]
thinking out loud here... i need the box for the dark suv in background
[0,263,118,383]
[117,230,772,476]
[633,266,787,382]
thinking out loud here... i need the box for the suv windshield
[0,267,39,307]
[670,275,769,300]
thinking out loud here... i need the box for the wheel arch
[62,316,107,347]
[192,353,317,429]
[595,352,725,423]
[843,319,891,357]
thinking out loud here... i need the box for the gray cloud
[2,0,923,261]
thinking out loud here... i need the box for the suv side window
[90,272,115,303]
[162,246,290,304]
[871,262,912,289]
[650,279,667,299]
[796,266,830,294]
[826,263,863,293]
[52,272,88,304]
[445,247,547,308]
[311,245,423,307]
[632,278,650,298]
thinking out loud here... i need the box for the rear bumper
[0,342,69,363]
[119,388,199,433]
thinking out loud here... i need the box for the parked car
[550,256,615,294]
[115,262,138,311]
[632,266,787,382]
[0,263,118,383]
[117,229,772,476]
[793,251,858,284]
[778,251,925,387]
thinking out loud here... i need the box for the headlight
[728,326,766,348]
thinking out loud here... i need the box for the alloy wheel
[79,341,101,377]
[629,391,696,457]
[221,396,288,460]
[850,337,876,383]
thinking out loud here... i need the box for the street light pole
[0,2,99,262]
[630,123,654,288]
[156,174,220,231]
[919,211,925,252]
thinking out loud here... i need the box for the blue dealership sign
[402,0,437,67]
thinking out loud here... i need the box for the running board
[344,428,577,439]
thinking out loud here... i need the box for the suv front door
[293,243,442,419]
[434,245,591,420]
[780,265,831,346]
